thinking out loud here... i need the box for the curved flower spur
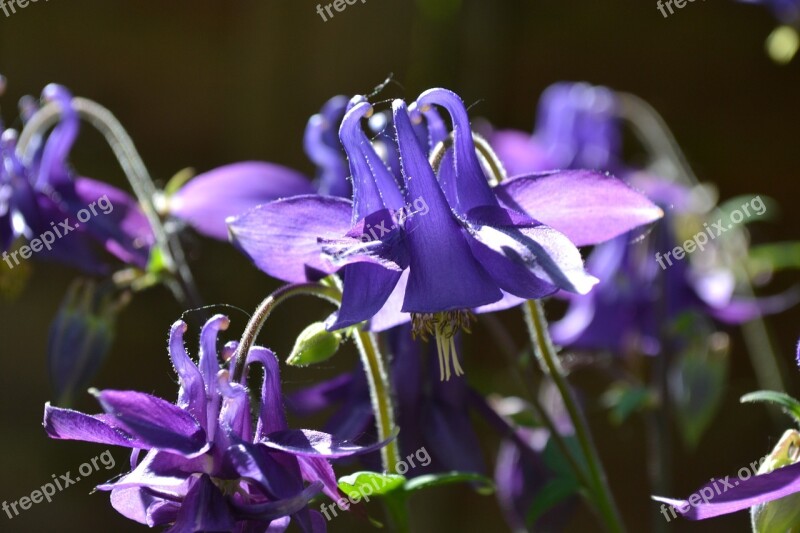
[229,89,663,380]
[43,315,390,532]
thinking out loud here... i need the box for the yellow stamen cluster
[411,310,475,381]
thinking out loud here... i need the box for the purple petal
[489,129,553,176]
[98,449,200,493]
[170,162,315,240]
[94,390,209,457]
[297,456,342,502]
[198,315,229,440]
[327,263,403,330]
[228,195,352,283]
[73,177,154,267]
[708,287,800,324]
[167,321,207,431]
[466,206,598,295]
[653,461,800,520]
[393,99,502,312]
[261,428,395,459]
[245,346,289,439]
[367,268,413,331]
[44,403,145,448]
[304,95,350,198]
[496,170,663,246]
[110,486,180,527]
[164,475,235,533]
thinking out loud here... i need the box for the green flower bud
[286,322,342,366]
[751,429,800,533]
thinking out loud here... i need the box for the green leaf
[670,333,730,448]
[602,383,654,425]
[525,477,580,528]
[163,167,195,197]
[337,471,406,499]
[748,242,800,275]
[403,471,495,495]
[741,391,800,425]
[716,195,776,224]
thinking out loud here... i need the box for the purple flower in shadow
[1,83,152,273]
[44,315,391,532]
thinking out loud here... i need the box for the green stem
[17,97,202,307]
[231,283,341,383]
[353,329,401,474]
[524,300,625,533]
[230,282,400,475]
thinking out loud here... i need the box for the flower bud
[47,279,129,406]
[751,429,800,532]
[286,322,342,366]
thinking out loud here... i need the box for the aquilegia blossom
[1,82,152,273]
[229,88,662,379]
[44,315,389,532]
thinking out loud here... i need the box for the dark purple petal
[327,263,403,330]
[167,321,207,431]
[37,84,78,189]
[304,95,350,198]
[198,315,229,440]
[228,195,352,283]
[245,346,289,439]
[415,89,498,213]
[94,390,209,457]
[170,162,314,240]
[367,269,413,331]
[297,456,342,502]
[707,288,800,324]
[496,170,663,246]
[653,462,800,520]
[44,403,146,448]
[72,177,153,267]
[97,449,201,492]
[230,482,323,525]
[393,99,502,312]
[261,428,394,459]
[339,101,403,221]
[164,475,235,533]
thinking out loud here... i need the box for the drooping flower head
[44,315,389,531]
[1,82,152,273]
[229,88,663,379]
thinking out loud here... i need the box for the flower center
[411,310,475,381]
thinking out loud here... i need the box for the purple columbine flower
[44,315,390,532]
[167,96,353,240]
[488,82,621,177]
[229,89,662,379]
[1,82,152,273]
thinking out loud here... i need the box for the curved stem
[229,282,400,474]
[17,97,201,307]
[524,300,625,533]
[353,329,400,473]
[231,283,342,383]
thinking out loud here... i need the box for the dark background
[1,1,799,531]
